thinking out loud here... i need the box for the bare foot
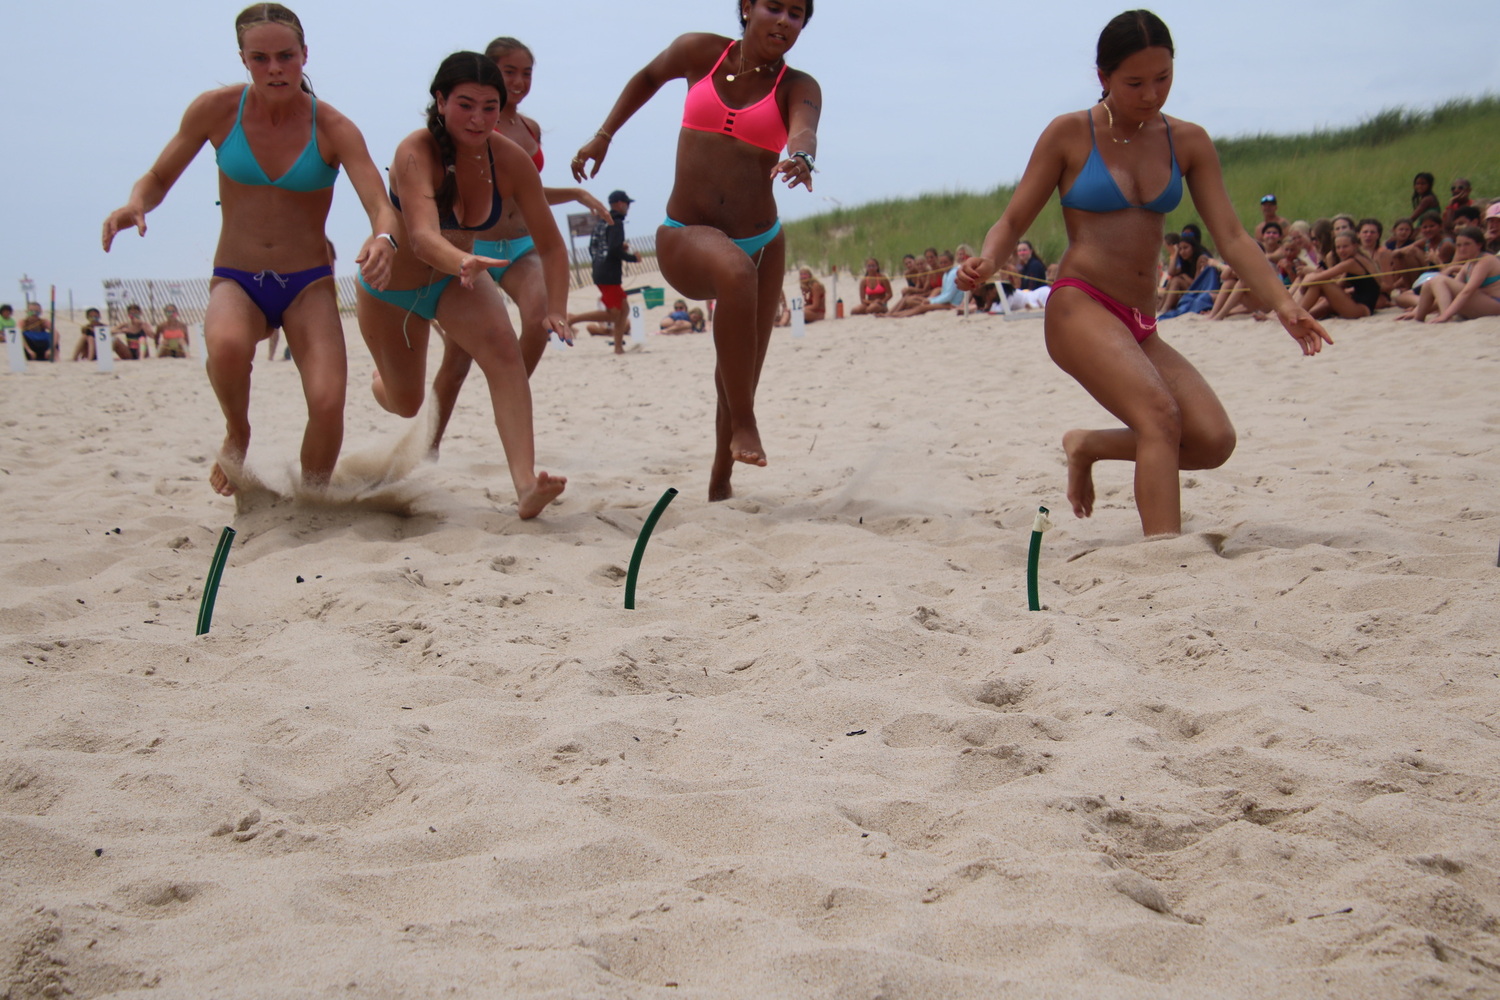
[1062,429,1095,519]
[517,471,566,519]
[210,436,248,497]
[208,462,237,497]
[614,344,625,355]
[731,427,767,468]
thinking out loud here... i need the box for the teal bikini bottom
[662,217,781,258]
[358,272,453,322]
[474,235,536,282]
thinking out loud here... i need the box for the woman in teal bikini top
[100,2,398,499]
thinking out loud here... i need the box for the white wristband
[375,233,398,251]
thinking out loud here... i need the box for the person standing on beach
[571,0,822,501]
[959,9,1331,538]
[354,52,567,520]
[425,36,612,455]
[566,191,641,355]
[102,3,399,497]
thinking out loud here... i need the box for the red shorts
[597,284,627,309]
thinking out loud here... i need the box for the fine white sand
[2,279,1499,998]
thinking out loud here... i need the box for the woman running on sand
[572,0,822,501]
[354,52,566,520]
[102,3,398,497]
[425,36,612,456]
[959,9,1331,537]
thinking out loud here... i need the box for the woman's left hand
[545,312,573,345]
[772,156,814,192]
[356,235,395,291]
[578,190,611,222]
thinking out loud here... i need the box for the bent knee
[1184,423,1237,469]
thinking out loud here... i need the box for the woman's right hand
[458,254,506,289]
[571,135,610,182]
[102,205,146,251]
[957,256,995,291]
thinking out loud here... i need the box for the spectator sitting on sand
[799,268,827,322]
[19,303,53,361]
[1254,194,1289,240]
[1397,226,1500,323]
[1159,233,1211,313]
[1413,211,1456,264]
[1297,232,1380,320]
[156,304,191,357]
[660,307,707,334]
[1451,204,1481,233]
[774,289,792,328]
[886,250,963,318]
[111,304,152,360]
[1485,203,1500,254]
[71,308,103,361]
[660,299,691,327]
[1006,240,1050,310]
[1411,172,1440,218]
[1386,217,1414,250]
[1356,218,1398,301]
[1209,223,1283,321]
[850,257,892,315]
[1443,177,1473,232]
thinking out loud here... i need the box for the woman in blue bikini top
[959,9,1331,540]
[101,2,398,499]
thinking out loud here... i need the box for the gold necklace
[1102,100,1145,144]
[726,41,781,82]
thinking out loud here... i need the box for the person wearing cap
[1254,195,1289,241]
[1484,202,1500,255]
[568,190,640,355]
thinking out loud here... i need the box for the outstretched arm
[498,142,573,340]
[571,32,722,180]
[1182,122,1331,355]
[772,72,821,192]
[102,90,220,250]
[323,106,400,291]
[959,115,1070,291]
[544,186,610,221]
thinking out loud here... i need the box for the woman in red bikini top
[958,10,1330,539]
[852,257,892,315]
[571,0,822,503]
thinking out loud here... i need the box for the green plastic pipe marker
[196,526,237,635]
[625,489,678,609]
[1027,506,1052,611]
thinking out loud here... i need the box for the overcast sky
[3,0,1495,307]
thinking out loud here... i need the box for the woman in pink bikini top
[571,0,823,503]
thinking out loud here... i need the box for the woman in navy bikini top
[424,36,615,461]
[958,9,1330,540]
[354,51,571,522]
[100,2,398,499]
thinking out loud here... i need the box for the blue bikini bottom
[473,235,536,282]
[213,265,332,329]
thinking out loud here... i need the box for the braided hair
[424,52,507,223]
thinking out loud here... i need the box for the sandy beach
[3,279,1498,998]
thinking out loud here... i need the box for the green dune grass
[785,96,1499,274]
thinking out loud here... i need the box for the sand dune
[2,282,1498,998]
